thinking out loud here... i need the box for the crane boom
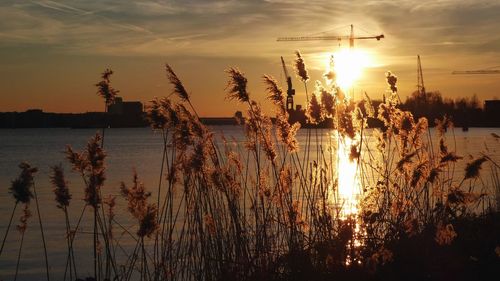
[277,35,384,41]
[280,56,295,111]
[277,24,384,48]
[452,70,500,75]
[281,56,290,78]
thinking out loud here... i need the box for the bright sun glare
[324,49,368,216]
[327,49,371,90]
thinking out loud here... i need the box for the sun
[326,48,371,91]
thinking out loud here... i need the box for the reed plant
[2,56,499,281]
[3,163,51,281]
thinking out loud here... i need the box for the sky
[1,0,499,116]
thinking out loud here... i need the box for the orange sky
[1,0,499,116]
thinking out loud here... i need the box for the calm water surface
[0,127,498,280]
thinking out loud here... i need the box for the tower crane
[281,56,296,111]
[277,24,384,49]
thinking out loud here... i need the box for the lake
[0,126,498,280]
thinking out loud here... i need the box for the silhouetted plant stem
[95,207,117,279]
[124,238,141,281]
[154,128,167,274]
[14,228,25,281]
[33,182,50,281]
[62,207,75,281]
[141,237,147,281]
[157,129,167,214]
[303,81,309,104]
[94,206,98,281]
[67,204,87,279]
[102,104,107,148]
[0,202,17,257]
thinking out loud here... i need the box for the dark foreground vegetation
[276,213,500,281]
[1,56,499,281]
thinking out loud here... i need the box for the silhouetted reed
[464,157,487,180]
[306,92,324,125]
[165,63,190,102]
[294,50,310,129]
[3,163,50,281]
[1,163,36,258]
[3,59,499,281]
[65,133,117,281]
[263,74,300,153]
[226,67,249,103]
[294,50,309,83]
[95,68,119,148]
[96,69,119,106]
[50,164,76,281]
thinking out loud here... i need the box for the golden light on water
[337,136,361,216]
[326,48,371,91]
[335,133,364,266]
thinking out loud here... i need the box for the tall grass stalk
[0,202,17,257]
[33,182,50,281]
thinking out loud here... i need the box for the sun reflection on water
[336,135,361,217]
[332,132,364,266]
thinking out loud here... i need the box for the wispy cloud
[1,0,498,52]
[1,0,500,107]
[32,0,89,15]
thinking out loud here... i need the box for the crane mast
[281,56,295,111]
[417,55,425,95]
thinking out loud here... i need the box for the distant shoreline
[1,109,499,128]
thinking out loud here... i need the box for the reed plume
[165,63,190,101]
[225,67,249,102]
[263,75,284,106]
[306,93,323,124]
[9,162,37,204]
[323,54,336,83]
[145,97,169,130]
[50,164,76,281]
[50,164,71,208]
[386,71,398,93]
[120,171,152,219]
[85,134,106,207]
[294,50,309,83]
[464,157,487,180]
[435,116,453,136]
[96,69,119,106]
[439,139,462,164]
[1,163,37,258]
[318,82,335,117]
[137,204,159,238]
[262,74,299,151]
[66,133,108,281]
[121,171,159,238]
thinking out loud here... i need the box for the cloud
[32,0,89,15]
[0,0,499,65]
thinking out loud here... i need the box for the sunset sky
[1,0,499,116]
